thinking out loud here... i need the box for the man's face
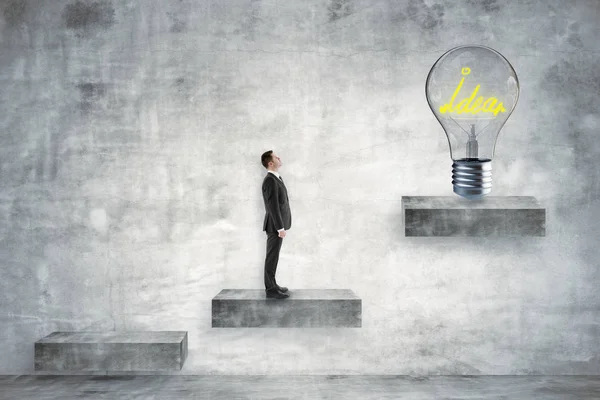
[270,154,282,169]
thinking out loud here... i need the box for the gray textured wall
[1,0,599,374]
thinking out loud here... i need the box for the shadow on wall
[3,0,27,27]
[62,0,116,37]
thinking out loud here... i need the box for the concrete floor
[0,375,599,400]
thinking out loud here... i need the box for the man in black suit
[260,150,291,299]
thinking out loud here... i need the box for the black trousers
[264,231,283,291]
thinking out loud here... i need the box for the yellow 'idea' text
[439,67,506,116]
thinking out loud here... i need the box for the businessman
[261,150,291,299]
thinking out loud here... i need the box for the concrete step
[212,289,361,328]
[34,331,188,372]
[402,196,546,236]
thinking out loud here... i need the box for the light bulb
[425,45,519,199]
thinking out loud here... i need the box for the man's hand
[278,229,286,238]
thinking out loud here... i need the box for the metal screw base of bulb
[452,159,492,199]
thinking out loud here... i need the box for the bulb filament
[439,67,506,116]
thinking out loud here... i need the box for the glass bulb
[425,45,519,199]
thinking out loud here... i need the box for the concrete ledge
[34,331,188,372]
[402,196,546,236]
[212,289,361,328]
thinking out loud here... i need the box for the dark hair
[261,150,274,169]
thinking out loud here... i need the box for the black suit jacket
[262,172,292,232]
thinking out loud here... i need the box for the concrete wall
[1,0,599,374]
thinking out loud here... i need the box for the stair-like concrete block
[34,331,188,372]
[402,196,546,236]
[212,289,361,327]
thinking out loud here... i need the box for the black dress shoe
[266,289,289,299]
[276,286,288,292]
